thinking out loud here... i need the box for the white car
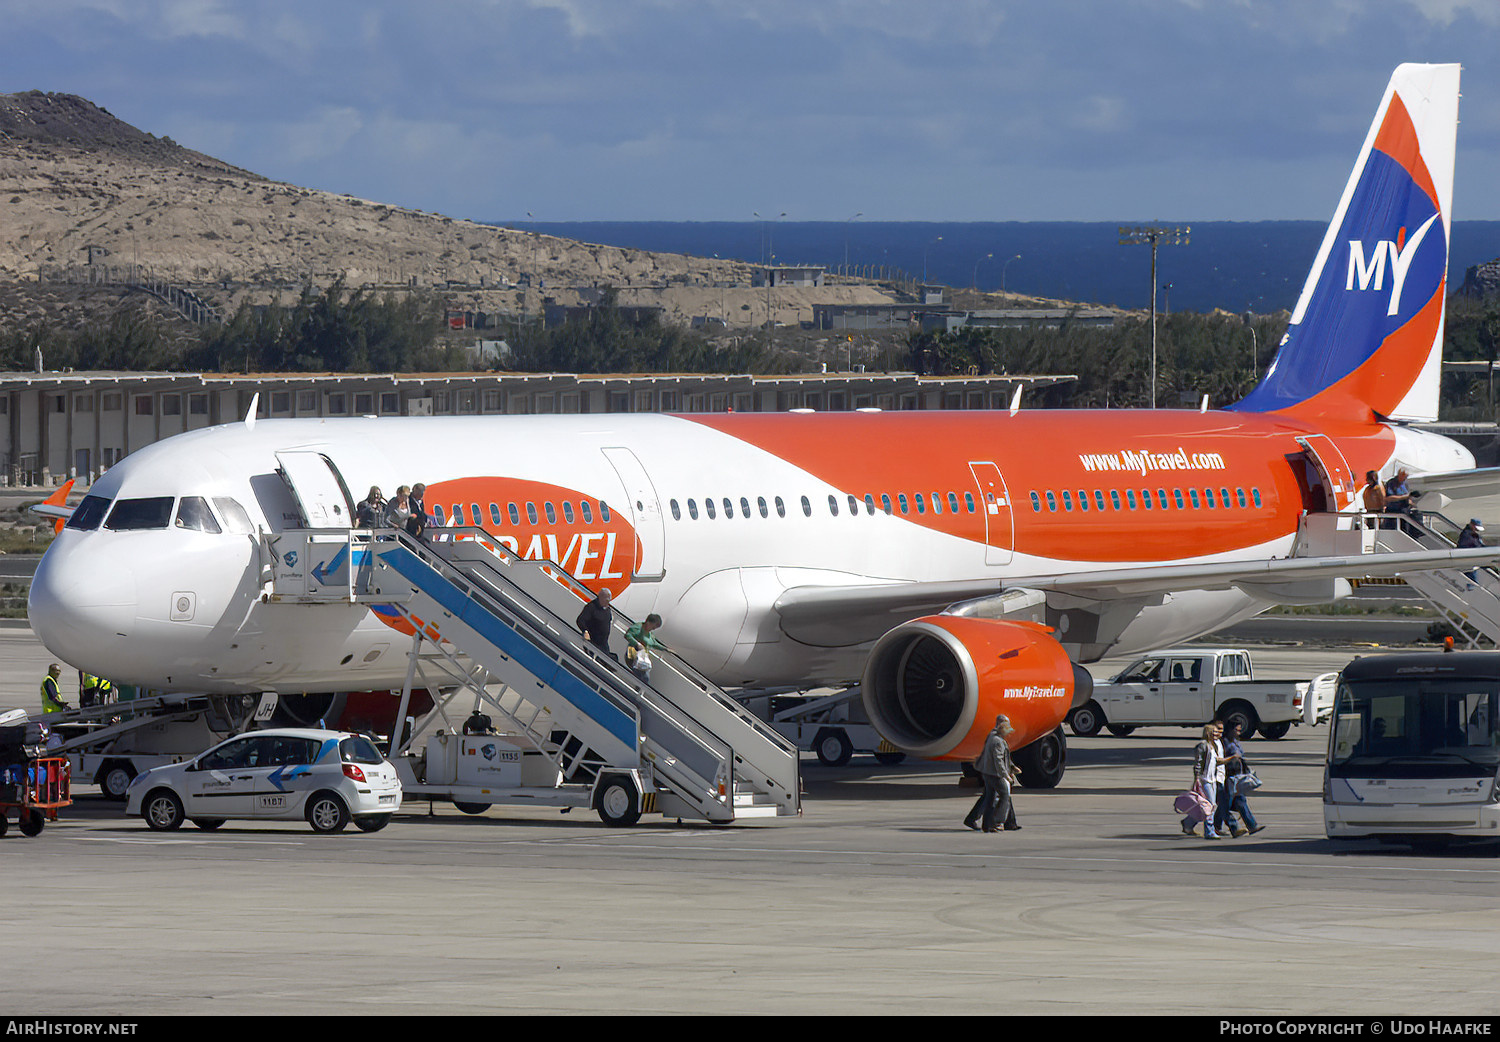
[126,728,402,833]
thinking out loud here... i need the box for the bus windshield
[1330,677,1500,777]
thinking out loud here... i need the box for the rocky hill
[0,91,902,329]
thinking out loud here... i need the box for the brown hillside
[0,90,907,329]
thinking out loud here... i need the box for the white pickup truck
[1069,648,1336,740]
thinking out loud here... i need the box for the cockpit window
[65,495,111,532]
[213,497,255,535]
[104,497,175,531]
[175,496,222,534]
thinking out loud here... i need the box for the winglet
[30,478,76,534]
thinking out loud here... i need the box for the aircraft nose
[29,537,137,676]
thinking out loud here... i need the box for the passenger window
[740,496,751,518]
[526,502,539,524]
[66,495,111,531]
[1202,488,1214,509]
[452,504,466,526]
[914,493,925,514]
[471,503,482,526]
[947,492,960,514]
[544,502,557,524]
[864,494,876,515]
[1188,489,1200,509]
[433,505,448,525]
[174,496,222,534]
[1140,489,1151,510]
[563,501,575,524]
[776,496,787,518]
[723,498,735,519]
[687,499,699,520]
[670,499,681,521]
[213,497,255,534]
[1094,490,1106,511]
[1157,489,1168,510]
[1030,491,1042,512]
[1045,491,1057,512]
[964,492,976,513]
[599,502,611,522]
[898,494,910,515]
[1174,489,1185,509]
[705,498,717,519]
[1220,488,1231,509]
[847,495,859,516]
[1109,490,1121,511]
[1252,488,1263,508]
[105,497,175,531]
[1236,488,1247,508]
[1061,490,1073,512]
[1077,489,1089,512]
[931,492,943,515]
[508,503,520,525]
[801,496,812,517]
[1125,490,1137,510]
[581,501,594,524]
[758,496,769,519]
[489,503,502,525]
[881,494,893,515]
[828,495,839,517]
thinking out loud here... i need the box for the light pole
[922,235,943,284]
[1002,253,1021,294]
[844,211,862,275]
[1118,224,1190,408]
[1161,281,1173,315]
[973,252,993,290]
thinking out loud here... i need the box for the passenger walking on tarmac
[625,614,665,684]
[355,486,385,528]
[1181,723,1224,838]
[964,715,1020,833]
[40,664,70,715]
[1221,721,1264,835]
[577,588,614,655]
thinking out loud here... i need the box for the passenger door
[1161,656,1211,723]
[968,461,1014,566]
[276,451,355,529]
[1099,657,1166,725]
[182,736,263,818]
[602,447,666,581]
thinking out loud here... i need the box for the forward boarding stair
[1294,511,1500,648]
[355,529,800,824]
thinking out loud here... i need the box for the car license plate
[378,794,398,805]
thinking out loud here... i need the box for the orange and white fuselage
[24,64,1476,768]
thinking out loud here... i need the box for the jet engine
[860,616,1090,765]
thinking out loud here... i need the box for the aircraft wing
[773,545,1500,645]
[1409,467,1500,502]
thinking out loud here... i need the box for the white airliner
[26,64,1494,777]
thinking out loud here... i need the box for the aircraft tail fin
[1232,63,1460,423]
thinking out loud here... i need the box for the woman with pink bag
[1178,723,1225,839]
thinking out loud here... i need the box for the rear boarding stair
[279,528,800,826]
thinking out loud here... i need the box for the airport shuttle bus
[1324,652,1500,849]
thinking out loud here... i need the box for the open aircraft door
[275,451,355,529]
[602,446,666,581]
[1294,435,1358,512]
[968,461,1014,566]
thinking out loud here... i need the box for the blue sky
[5,0,1500,222]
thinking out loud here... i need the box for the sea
[503,220,1500,315]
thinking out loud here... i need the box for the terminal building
[0,368,1076,488]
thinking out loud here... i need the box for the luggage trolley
[0,757,72,838]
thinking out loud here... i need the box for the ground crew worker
[41,664,70,714]
[79,671,100,708]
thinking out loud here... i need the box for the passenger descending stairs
[360,529,801,823]
[1364,512,1500,649]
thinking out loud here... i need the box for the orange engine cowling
[860,616,1087,761]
